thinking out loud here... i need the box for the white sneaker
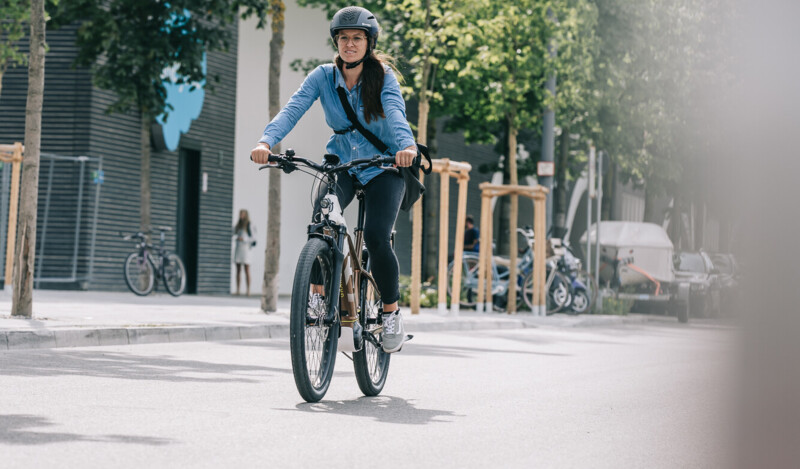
[381,310,405,353]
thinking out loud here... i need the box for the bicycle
[121,226,187,296]
[448,227,591,314]
[258,149,411,403]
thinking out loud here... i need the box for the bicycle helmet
[330,6,380,69]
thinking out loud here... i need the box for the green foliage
[589,0,731,200]
[600,296,633,315]
[289,57,330,75]
[0,0,31,75]
[441,0,597,148]
[397,274,438,308]
[52,0,270,119]
[295,0,729,203]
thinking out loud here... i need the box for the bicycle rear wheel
[447,255,480,307]
[353,259,391,396]
[574,269,598,310]
[124,252,155,296]
[163,253,187,296]
[290,238,339,403]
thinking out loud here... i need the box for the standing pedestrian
[233,209,256,296]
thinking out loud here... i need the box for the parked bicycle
[448,227,596,314]
[258,149,411,403]
[121,226,186,296]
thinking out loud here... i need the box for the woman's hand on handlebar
[251,142,274,165]
[394,146,417,168]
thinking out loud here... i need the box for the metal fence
[0,153,102,289]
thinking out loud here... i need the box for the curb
[0,319,524,351]
[0,313,691,351]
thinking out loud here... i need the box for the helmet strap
[344,43,372,69]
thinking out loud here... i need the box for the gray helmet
[329,6,379,47]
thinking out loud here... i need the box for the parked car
[673,251,720,318]
[709,252,741,315]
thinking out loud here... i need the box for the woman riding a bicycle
[250,6,416,353]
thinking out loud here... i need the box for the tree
[589,0,727,224]
[445,0,594,312]
[11,0,45,317]
[0,0,30,100]
[262,0,284,313]
[53,0,270,231]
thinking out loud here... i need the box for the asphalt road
[0,322,735,468]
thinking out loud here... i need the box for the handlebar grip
[268,154,282,163]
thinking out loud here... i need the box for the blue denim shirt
[259,63,417,185]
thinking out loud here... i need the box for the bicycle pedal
[404,334,414,342]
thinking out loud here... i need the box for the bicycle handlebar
[257,149,396,175]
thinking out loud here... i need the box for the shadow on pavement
[0,414,172,446]
[0,350,292,382]
[398,342,571,359]
[284,395,463,425]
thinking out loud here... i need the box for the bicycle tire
[290,238,340,403]
[574,269,598,311]
[447,255,481,307]
[163,253,187,296]
[547,271,572,315]
[124,252,155,296]
[353,258,391,396]
[522,270,558,312]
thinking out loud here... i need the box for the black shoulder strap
[336,86,390,154]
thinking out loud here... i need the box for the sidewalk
[0,290,677,350]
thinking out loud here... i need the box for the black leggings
[315,170,405,304]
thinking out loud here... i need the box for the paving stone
[96,328,130,346]
[54,329,101,348]
[127,328,170,345]
[239,325,271,340]
[166,327,207,343]
[7,330,57,349]
[267,324,290,338]
[204,326,241,341]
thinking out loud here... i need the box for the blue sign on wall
[152,10,207,152]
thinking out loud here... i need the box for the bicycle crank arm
[363,330,381,348]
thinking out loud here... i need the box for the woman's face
[239,210,247,220]
[336,28,368,63]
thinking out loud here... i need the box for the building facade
[0,23,239,294]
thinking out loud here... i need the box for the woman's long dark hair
[234,210,250,233]
[335,50,403,124]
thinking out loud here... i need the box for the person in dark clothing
[464,215,480,252]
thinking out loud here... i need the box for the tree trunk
[140,113,151,232]
[261,0,284,312]
[410,53,430,313]
[506,118,519,313]
[554,126,569,237]
[496,123,510,255]
[422,118,438,281]
[11,0,45,318]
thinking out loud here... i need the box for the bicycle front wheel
[163,253,187,296]
[290,238,339,403]
[353,259,390,396]
[124,252,155,296]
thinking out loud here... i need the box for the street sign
[92,170,104,185]
[537,161,555,177]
